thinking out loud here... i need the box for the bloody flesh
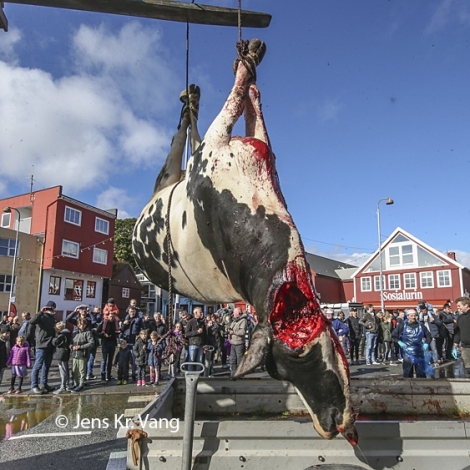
[269,260,327,350]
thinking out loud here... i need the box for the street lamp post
[377,198,394,313]
[3,207,20,318]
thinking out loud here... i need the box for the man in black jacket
[185,307,206,371]
[347,308,362,365]
[453,297,470,375]
[30,301,57,394]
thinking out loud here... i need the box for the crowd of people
[1,296,470,394]
[323,297,470,378]
[0,299,258,395]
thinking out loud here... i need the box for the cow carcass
[132,39,358,445]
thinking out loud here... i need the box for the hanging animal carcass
[133,39,358,445]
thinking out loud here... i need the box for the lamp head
[3,207,11,214]
[385,198,394,205]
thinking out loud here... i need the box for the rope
[238,0,242,42]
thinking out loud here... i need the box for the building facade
[352,227,470,310]
[0,186,117,320]
[0,227,42,317]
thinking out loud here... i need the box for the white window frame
[1,213,10,228]
[361,277,371,292]
[420,271,434,289]
[437,269,452,288]
[122,287,130,298]
[388,274,400,290]
[0,238,20,257]
[62,239,79,258]
[374,275,386,291]
[93,247,108,265]
[95,217,109,235]
[387,243,415,269]
[64,206,82,226]
[404,272,416,289]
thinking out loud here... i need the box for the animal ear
[233,325,272,378]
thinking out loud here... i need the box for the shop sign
[381,291,423,301]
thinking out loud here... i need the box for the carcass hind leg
[205,39,266,147]
[152,98,191,195]
[244,83,271,147]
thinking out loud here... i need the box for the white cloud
[425,0,470,34]
[453,250,470,269]
[0,23,175,194]
[0,27,21,63]
[95,187,139,219]
[316,98,343,122]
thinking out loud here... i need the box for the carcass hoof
[233,38,266,80]
[179,84,200,120]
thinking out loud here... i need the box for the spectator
[453,297,470,376]
[52,322,72,394]
[380,312,397,365]
[418,302,445,364]
[6,335,31,394]
[169,323,185,378]
[114,339,132,385]
[0,325,10,391]
[103,298,121,326]
[97,311,119,382]
[184,307,206,371]
[70,318,94,392]
[18,312,35,355]
[147,331,163,385]
[228,308,247,377]
[359,304,380,365]
[439,303,455,361]
[133,329,149,386]
[347,308,362,365]
[121,307,145,381]
[8,317,20,346]
[393,309,433,378]
[30,301,57,394]
[126,299,143,319]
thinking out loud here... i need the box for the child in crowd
[133,329,148,386]
[52,322,72,394]
[169,322,184,378]
[71,319,94,393]
[147,331,163,386]
[6,335,31,394]
[0,325,10,391]
[114,339,132,385]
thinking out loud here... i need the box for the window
[62,240,79,258]
[64,206,81,226]
[361,277,371,292]
[93,247,108,265]
[49,276,61,295]
[388,274,400,290]
[86,281,96,298]
[404,273,416,289]
[437,270,452,287]
[0,238,20,257]
[0,274,15,293]
[1,213,10,228]
[388,244,414,268]
[122,287,130,298]
[420,271,434,289]
[95,217,109,235]
[374,275,386,291]
[64,278,83,301]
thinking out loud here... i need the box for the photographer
[30,301,57,394]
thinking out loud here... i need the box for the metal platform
[118,377,470,469]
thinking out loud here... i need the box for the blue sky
[1,0,469,267]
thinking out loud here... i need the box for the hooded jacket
[71,329,94,359]
[53,329,72,361]
[6,342,31,367]
[30,310,56,349]
[229,314,248,346]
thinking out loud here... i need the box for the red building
[0,186,117,319]
[352,227,470,310]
